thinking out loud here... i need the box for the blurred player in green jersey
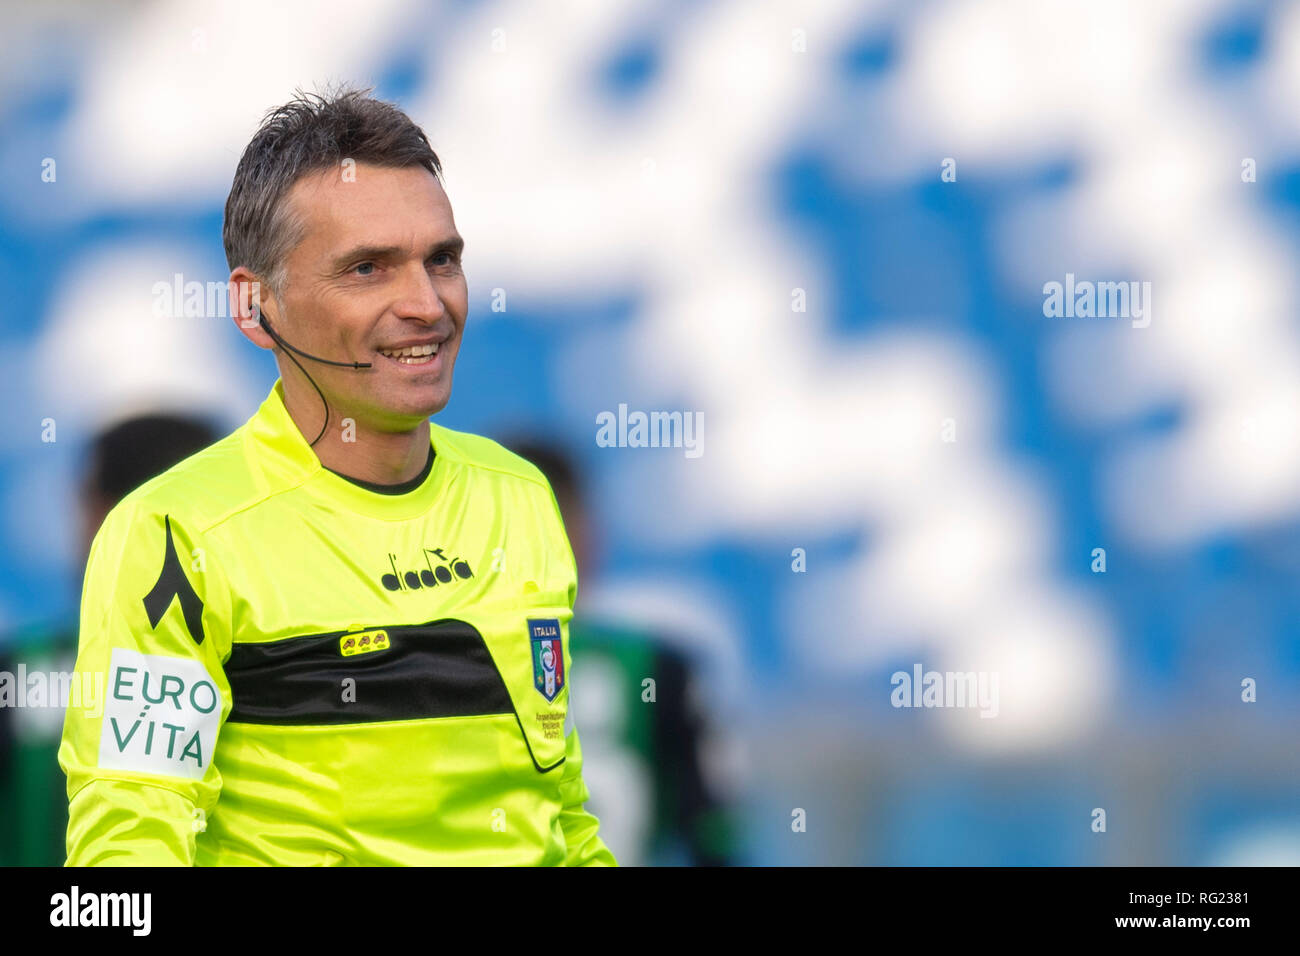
[502,438,738,866]
[0,413,218,866]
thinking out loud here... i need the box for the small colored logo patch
[528,618,565,702]
[340,629,390,657]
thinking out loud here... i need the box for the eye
[353,261,376,276]
[429,251,460,268]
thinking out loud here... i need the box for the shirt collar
[245,378,322,487]
[244,378,445,520]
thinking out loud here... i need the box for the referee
[58,87,617,866]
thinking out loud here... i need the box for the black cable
[277,325,331,448]
[257,310,334,448]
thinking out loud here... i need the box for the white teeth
[380,342,438,359]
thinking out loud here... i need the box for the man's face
[265,163,468,430]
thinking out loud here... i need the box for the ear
[228,268,276,350]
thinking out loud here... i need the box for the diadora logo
[381,547,474,592]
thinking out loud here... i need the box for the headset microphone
[256,308,372,448]
[257,313,373,369]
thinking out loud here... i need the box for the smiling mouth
[378,342,439,366]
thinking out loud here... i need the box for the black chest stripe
[224,619,513,726]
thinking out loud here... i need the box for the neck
[280,375,431,485]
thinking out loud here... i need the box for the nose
[392,260,448,324]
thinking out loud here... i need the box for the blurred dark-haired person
[501,438,738,866]
[0,413,219,866]
[59,87,614,866]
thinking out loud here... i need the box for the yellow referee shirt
[59,379,616,866]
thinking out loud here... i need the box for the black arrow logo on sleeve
[142,515,206,646]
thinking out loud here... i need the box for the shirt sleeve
[557,720,617,866]
[59,499,232,866]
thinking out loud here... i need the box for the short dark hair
[223,86,443,296]
[499,438,582,508]
[86,414,221,505]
